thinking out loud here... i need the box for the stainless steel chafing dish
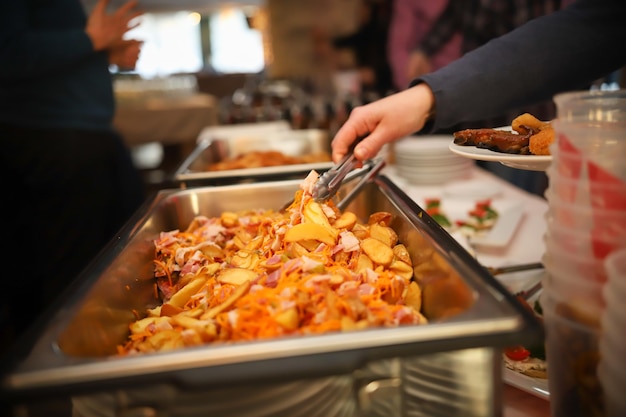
[173,125,334,186]
[0,175,542,417]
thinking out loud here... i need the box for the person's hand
[331,83,435,162]
[86,0,143,52]
[407,50,432,80]
[109,39,142,70]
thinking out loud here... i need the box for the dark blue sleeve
[416,0,626,131]
[0,0,96,80]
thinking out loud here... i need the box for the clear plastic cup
[600,248,626,339]
[597,248,626,417]
[544,190,626,235]
[602,281,626,324]
[544,218,625,260]
[545,169,626,209]
[598,330,626,401]
[541,271,604,326]
[604,248,626,294]
[542,238,607,283]
[597,362,626,417]
[540,291,604,417]
[600,304,626,355]
[542,262,604,305]
[546,151,626,213]
[600,336,626,380]
[547,148,589,180]
[552,90,626,202]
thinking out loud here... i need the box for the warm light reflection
[188,12,201,25]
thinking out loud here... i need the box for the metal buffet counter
[0,127,549,417]
[385,165,552,417]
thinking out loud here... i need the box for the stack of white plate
[392,135,473,185]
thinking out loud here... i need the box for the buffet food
[503,296,547,379]
[453,113,554,155]
[118,171,427,355]
[207,150,331,171]
[425,197,500,237]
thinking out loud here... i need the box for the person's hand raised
[109,39,143,70]
[86,0,143,52]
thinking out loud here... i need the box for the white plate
[394,135,456,154]
[470,201,524,248]
[432,198,525,248]
[503,367,549,400]
[449,143,552,171]
[496,270,550,400]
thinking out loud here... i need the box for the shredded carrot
[117,185,427,356]
[153,259,173,287]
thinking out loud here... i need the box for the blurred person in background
[330,0,395,97]
[331,0,625,166]
[0,0,146,356]
[401,0,567,195]
[387,0,462,91]
[406,0,566,129]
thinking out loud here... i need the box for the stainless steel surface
[1,175,542,412]
[516,280,543,301]
[72,375,357,417]
[335,158,386,211]
[70,348,503,417]
[280,159,379,211]
[401,348,503,417]
[174,128,333,184]
[312,153,361,202]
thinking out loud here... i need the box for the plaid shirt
[420,0,563,56]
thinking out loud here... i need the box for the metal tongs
[311,155,386,210]
[310,135,366,203]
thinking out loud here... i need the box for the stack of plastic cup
[598,248,626,417]
[541,90,626,417]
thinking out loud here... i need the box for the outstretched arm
[331,83,435,162]
[331,0,626,163]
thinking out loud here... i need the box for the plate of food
[501,284,549,400]
[448,113,553,171]
[423,197,524,248]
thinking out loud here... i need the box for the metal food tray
[0,175,542,414]
[174,127,333,185]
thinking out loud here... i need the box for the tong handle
[336,158,386,211]
[326,153,360,190]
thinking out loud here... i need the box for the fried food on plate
[512,113,554,156]
[453,128,532,154]
[453,112,555,156]
[512,113,548,135]
[528,126,554,156]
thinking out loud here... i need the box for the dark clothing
[0,0,145,353]
[418,0,626,132]
[415,0,619,196]
[0,0,115,131]
[415,0,567,132]
[333,1,395,95]
[1,124,144,301]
